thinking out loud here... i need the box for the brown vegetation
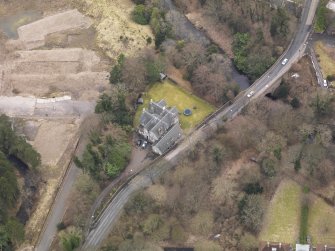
[102,56,335,250]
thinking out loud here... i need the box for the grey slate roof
[140,100,177,133]
[150,119,169,138]
[140,110,154,126]
[152,123,182,155]
[139,99,182,154]
[149,99,167,115]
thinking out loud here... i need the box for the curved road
[82,0,318,250]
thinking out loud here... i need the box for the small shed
[137,97,144,104]
[160,72,167,81]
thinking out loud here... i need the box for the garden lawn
[259,180,302,244]
[134,80,215,131]
[308,196,335,244]
[314,41,335,79]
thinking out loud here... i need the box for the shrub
[290,97,300,108]
[146,61,162,83]
[273,83,289,100]
[75,129,131,180]
[141,214,162,235]
[5,218,25,246]
[132,5,151,25]
[206,44,219,55]
[261,158,277,177]
[212,145,224,165]
[232,32,274,81]
[146,36,152,44]
[95,92,132,126]
[326,74,335,82]
[110,54,125,84]
[273,146,282,160]
[270,8,289,37]
[243,182,263,194]
[59,227,82,251]
[239,194,266,233]
[311,93,333,117]
[125,192,156,215]
[294,158,302,172]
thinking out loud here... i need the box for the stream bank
[161,0,250,89]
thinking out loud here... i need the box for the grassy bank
[314,41,335,80]
[259,180,302,244]
[308,197,335,244]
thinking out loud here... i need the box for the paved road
[0,96,95,117]
[35,163,81,251]
[34,116,98,251]
[82,0,318,250]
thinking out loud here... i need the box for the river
[161,0,250,90]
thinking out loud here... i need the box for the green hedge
[299,204,309,244]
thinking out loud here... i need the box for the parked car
[323,79,328,87]
[247,91,255,98]
[281,58,288,65]
[141,140,148,149]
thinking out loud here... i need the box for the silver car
[247,91,255,98]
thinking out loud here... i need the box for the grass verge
[314,0,328,33]
[259,180,302,244]
[308,196,335,244]
[134,80,215,131]
[314,41,335,79]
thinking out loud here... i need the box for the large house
[138,99,182,155]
